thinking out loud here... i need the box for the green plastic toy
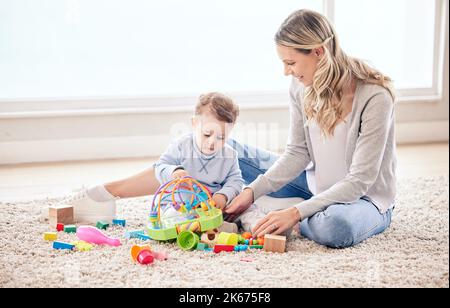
[147,177,223,242]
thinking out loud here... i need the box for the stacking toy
[137,250,154,265]
[131,245,152,262]
[76,226,121,246]
[177,230,199,250]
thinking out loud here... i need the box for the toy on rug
[76,225,121,247]
[130,244,168,265]
[147,176,223,241]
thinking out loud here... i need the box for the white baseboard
[0,120,448,165]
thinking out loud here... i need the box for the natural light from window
[0,0,439,100]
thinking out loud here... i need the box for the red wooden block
[213,245,235,253]
[56,223,64,232]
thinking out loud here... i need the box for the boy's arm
[154,142,184,184]
[214,153,244,208]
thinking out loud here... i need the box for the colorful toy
[112,219,126,227]
[263,234,286,253]
[131,245,152,262]
[64,225,77,233]
[241,232,252,240]
[71,241,94,252]
[152,250,168,261]
[130,245,164,265]
[249,245,264,249]
[56,223,64,232]
[200,228,219,247]
[213,245,235,253]
[124,230,146,239]
[196,243,208,251]
[76,226,121,247]
[136,233,151,241]
[49,205,74,227]
[137,250,154,265]
[53,241,75,250]
[216,232,238,246]
[234,245,249,252]
[44,232,57,241]
[177,230,199,251]
[96,221,109,230]
[147,176,223,241]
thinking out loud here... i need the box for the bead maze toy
[147,176,223,241]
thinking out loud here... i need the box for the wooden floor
[0,143,448,202]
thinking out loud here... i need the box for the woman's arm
[248,80,311,200]
[294,90,395,220]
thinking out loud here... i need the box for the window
[0,0,445,104]
[0,0,321,100]
[334,0,439,93]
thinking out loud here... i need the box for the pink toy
[137,250,154,265]
[152,251,168,261]
[76,226,121,247]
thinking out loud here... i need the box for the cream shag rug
[0,176,448,288]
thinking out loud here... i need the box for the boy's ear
[191,116,196,126]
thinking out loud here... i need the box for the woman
[225,9,396,248]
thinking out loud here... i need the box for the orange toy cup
[131,245,151,262]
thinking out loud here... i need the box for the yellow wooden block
[71,241,94,252]
[44,232,58,241]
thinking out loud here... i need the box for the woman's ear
[314,47,324,58]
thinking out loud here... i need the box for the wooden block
[53,241,75,250]
[44,232,58,241]
[49,205,74,227]
[263,234,286,253]
[96,221,109,230]
[112,219,126,227]
[64,225,77,233]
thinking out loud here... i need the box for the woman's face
[276,44,321,86]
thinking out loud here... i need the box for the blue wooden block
[53,241,75,250]
[112,219,126,227]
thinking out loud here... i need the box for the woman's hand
[252,207,302,238]
[172,169,189,179]
[224,188,255,221]
[212,193,228,210]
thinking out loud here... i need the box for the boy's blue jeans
[228,140,393,248]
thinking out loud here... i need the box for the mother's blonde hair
[275,9,395,136]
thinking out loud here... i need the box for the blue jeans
[228,140,393,248]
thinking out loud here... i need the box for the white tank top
[306,115,351,195]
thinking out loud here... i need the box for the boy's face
[192,112,234,156]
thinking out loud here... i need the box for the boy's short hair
[195,92,240,124]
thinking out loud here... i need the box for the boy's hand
[224,188,254,221]
[172,168,189,179]
[212,193,228,210]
